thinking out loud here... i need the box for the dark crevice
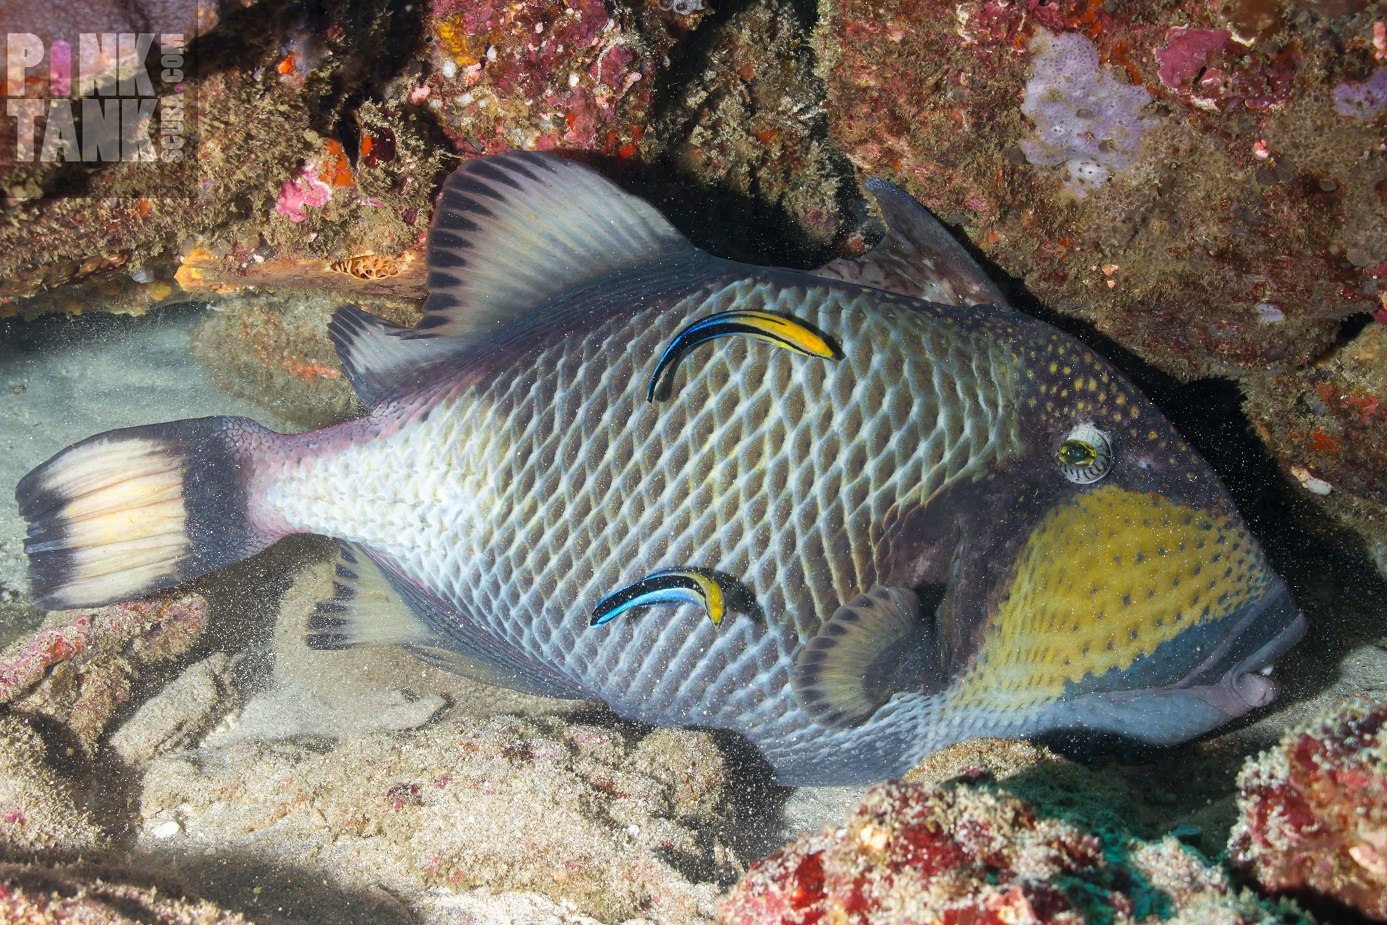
[614,0,860,267]
[1336,309,1374,345]
[1162,379,1387,665]
[635,0,764,138]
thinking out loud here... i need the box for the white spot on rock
[151,819,182,839]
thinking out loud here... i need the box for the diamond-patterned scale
[274,278,1021,780]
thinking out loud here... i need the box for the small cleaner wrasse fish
[16,152,1305,785]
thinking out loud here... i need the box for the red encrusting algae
[720,779,1286,924]
[1230,695,1387,920]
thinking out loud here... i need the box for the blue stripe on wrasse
[591,568,729,627]
[646,309,838,402]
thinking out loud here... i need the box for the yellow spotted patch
[949,485,1272,713]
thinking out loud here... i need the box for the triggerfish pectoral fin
[591,567,739,627]
[646,309,838,402]
[792,585,945,728]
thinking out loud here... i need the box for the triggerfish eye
[1057,423,1112,484]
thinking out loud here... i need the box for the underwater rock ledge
[1231,694,1387,921]
[813,0,1387,577]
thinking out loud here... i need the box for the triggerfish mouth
[16,152,1305,785]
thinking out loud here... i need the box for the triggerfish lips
[1172,580,1305,718]
[947,483,1305,745]
[1046,581,1306,745]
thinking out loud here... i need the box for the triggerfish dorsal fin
[792,586,943,729]
[411,151,699,342]
[815,178,1008,308]
[328,305,464,407]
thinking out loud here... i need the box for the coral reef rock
[0,1,444,316]
[0,862,249,925]
[0,714,106,856]
[191,291,419,429]
[720,778,1296,924]
[816,0,1385,379]
[646,0,854,262]
[0,592,210,753]
[1230,694,1387,920]
[425,0,653,156]
[1244,320,1387,579]
[814,0,1387,579]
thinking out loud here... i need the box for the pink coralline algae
[274,165,333,223]
[1333,67,1387,121]
[1155,28,1231,103]
[1229,695,1387,920]
[0,593,210,750]
[1154,26,1298,113]
[719,779,1286,924]
[425,0,652,157]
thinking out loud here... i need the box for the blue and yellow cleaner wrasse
[16,152,1305,785]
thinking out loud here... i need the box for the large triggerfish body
[17,152,1305,784]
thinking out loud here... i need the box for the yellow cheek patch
[950,484,1272,712]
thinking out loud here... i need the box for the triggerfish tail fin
[15,416,284,611]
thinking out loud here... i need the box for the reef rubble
[718,777,1301,925]
[1230,694,1387,921]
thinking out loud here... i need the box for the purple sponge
[1020,29,1159,199]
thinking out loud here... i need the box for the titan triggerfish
[16,151,1305,784]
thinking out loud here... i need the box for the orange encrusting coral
[320,138,355,188]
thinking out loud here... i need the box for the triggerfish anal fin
[413,151,703,344]
[307,541,447,650]
[591,568,753,628]
[792,585,946,729]
[646,309,839,402]
[311,542,589,699]
[815,178,1008,309]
